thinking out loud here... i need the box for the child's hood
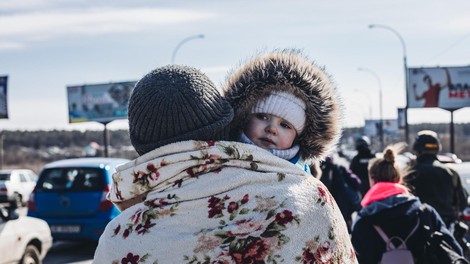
[222,49,343,162]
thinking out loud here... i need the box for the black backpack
[418,205,469,264]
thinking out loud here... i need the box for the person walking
[320,155,362,232]
[350,136,375,196]
[404,130,468,228]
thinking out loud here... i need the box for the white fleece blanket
[93,140,357,264]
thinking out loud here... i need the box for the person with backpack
[351,144,464,264]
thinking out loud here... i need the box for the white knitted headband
[251,92,306,133]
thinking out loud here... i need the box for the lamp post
[171,34,205,64]
[368,24,409,144]
[353,89,373,119]
[358,67,384,150]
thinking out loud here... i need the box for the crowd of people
[92,49,469,263]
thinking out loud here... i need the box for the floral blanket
[93,140,357,264]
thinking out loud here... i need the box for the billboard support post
[101,121,110,158]
[449,109,455,154]
[0,133,4,169]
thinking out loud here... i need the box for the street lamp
[358,67,384,150]
[353,89,373,119]
[171,34,205,64]
[368,24,409,144]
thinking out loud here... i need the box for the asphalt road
[43,240,95,264]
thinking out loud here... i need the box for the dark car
[27,157,129,241]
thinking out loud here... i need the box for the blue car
[27,157,129,241]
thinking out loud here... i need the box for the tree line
[1,122,469,173]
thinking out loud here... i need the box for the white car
[0,169,38,207]
[0,203,52,264]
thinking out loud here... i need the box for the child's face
[244,113,297,150]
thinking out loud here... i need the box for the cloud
[0,7,216,50]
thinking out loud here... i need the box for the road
[43,241,95,264]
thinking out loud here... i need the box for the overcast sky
[1,0,470,131]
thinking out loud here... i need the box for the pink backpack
[373,219,420,264]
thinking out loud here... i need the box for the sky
[1,0,470,132]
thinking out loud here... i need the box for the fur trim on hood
[222,49,343,161]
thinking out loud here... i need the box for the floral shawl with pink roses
[93,140,357,264]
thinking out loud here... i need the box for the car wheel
[13,193,23,208]
[20,245,41,264]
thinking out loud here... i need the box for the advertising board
[0,76,7,119]
[67,81,136,123]
[408,66,470,110]
[364,119,399,137]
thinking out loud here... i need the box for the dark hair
[368,147,401,184]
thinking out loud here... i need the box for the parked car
[27,157,130,241]
[0,201,52,264]
[0,169,38,207]
[438,152,463,164]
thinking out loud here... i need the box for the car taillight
[0,186,7,193]
[463,207,470,221]
[99,185,113,211]
[27,189,36,212]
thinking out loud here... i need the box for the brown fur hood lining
[222,49,343,161]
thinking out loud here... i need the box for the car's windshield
[0,173,11,181]
[36,168,105,191]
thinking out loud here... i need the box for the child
[223,49,342,173]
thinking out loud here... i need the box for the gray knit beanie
[128,65,234,155]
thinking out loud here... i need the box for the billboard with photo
[67,81,136,124]
[364,119,399,138]
[408,66,470,110]
[0,76,7,119]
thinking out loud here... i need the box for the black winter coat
[349,149,375,196]
[404,154,468,225]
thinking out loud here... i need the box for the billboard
[408,66,470,110]
[0,76,7,119]
[364,119,399,137]
[67,81,136,124]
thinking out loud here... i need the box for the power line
[425,32,470,63]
